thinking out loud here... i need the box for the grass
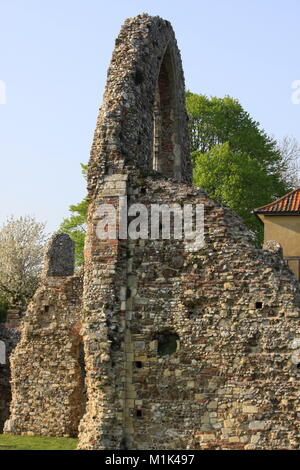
[0,434,78,450]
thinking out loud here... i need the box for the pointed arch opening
[152,45,182,181]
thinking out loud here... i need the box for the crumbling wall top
[88,14,191,195]
[43,233,74,277]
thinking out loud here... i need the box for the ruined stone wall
[79,168,300,450]
[0,325,19,432]
[79,14,191,449]
[87,13,191,194]
[78,14,300,450]
[5,309,23,330]
[5,234,85,437]
[112,176,300,450]
[6,14,300,450]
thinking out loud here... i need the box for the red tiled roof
[254,187,300,214]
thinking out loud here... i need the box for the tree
[62,94,299,255]
[60,198,88,266]
[0,215,47,309]
[186,92,284,174]
[59,164,88,266]
[186,92,293,244]
[192,143,278,241]
[276,135,300,189]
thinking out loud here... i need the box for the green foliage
[193,143,273,242]
[0,434,77,450]
[60,198,88,267]
[80,163,88,179]
[186,92,293,245]
[59,162,88,266]
[63,94,294,253]
[186,92,283,171]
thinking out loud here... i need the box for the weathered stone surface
[43,233,75,277]
[76,14,300,450]
[6,14,300,450]
[5,237,84,437]
[263,240,283,256]
[5,309,23,329]
[78,172,300,450]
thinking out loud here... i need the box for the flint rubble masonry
[6,14,300,450]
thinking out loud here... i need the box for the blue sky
[0,0,299,233]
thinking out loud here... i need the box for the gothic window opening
[152,46,181,180]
